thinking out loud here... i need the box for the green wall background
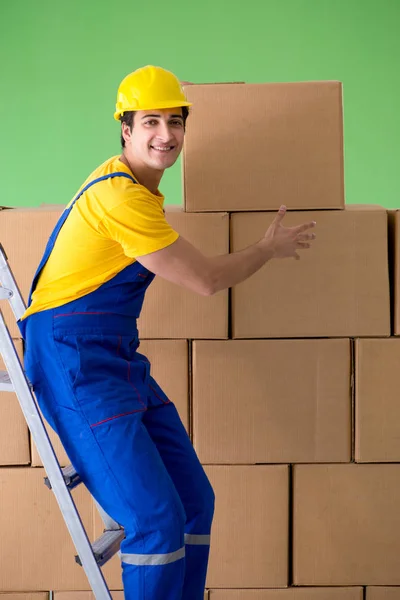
[1,0,399,208]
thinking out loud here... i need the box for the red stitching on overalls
[90,335,146,427]
[137,273,147,278]
[149,384,171,405]
[90,409,145,428]
[53,311,114,318]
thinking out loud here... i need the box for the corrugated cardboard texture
[0,468,92,590]
[31,339,189,466]
[294,464,400,585]
[183,82,344,211]
[367,589,400,599]
[0,207,63,338]
[192,339,351,463]
[231,207,390,338]
[0,339,30,465]
[205,465,288,588]
[355,339,400,462]
[138,209,229,338]
[209,589,363,599]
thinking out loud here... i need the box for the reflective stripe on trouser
[22,309,215,600]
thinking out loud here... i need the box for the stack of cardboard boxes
[0,80,400,599]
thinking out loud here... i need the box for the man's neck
[119,153,163,195]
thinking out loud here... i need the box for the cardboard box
[231,206,390,338]
[0,206,229,340]
[294,464,400,585]
[367,589,400,600]
[138,209,229,338]
[388,210,400,335]
[355,338,400,462]
[183,81,344,212]
[0,596,49,600]
[209,589,363,599]
[31,339,190,466]
[0,206,63,338]
[0,339,30,465]
[54,595,123,600]
[205,465,288,588]
[0,468,93,590]
[192,339,351,464]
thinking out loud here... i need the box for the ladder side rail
[0,245,27,321]
[0,310,112,599]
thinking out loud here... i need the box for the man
[18,65,316,599]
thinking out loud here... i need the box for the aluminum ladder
[0,243,125,599]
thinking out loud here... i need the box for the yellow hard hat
[114,65,192,121]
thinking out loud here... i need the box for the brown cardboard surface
[54,594,123,600]
[367,589,400,599]
[355,338,400,462]
[31,339,189,466]
[0,206,63,338]
[294,464,400,585]
[205,465,288,588]
[183,81,344,211]
[0,596,49,600]
[209,589,363,599]
[0,339,30,465]
[138,209,229,338]
[192,339,351,463]
[231,207,390,338]
[0,468,92,590]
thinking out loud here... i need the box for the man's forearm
[208,240,274,294]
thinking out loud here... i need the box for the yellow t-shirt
[21,156,179,319]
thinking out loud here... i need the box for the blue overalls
[17,173,215,600]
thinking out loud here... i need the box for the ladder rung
[44,464,82,490]
[75,528,125,567]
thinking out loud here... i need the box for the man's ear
[121,122,132,145]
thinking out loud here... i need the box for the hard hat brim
[114,100,193,121]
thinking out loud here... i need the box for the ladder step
[44,464,82,490]
[0,369,13,391]
[0,369,32,392]
[75,528,125,567]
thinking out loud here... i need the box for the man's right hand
[261,205,316,261]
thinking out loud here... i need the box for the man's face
[122,108,185,170]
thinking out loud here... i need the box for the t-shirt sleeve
[97,188,179,258]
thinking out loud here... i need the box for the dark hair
[119,106,190,148]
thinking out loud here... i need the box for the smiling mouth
[150,145,175,152]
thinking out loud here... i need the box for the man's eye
[171,120,183,127]
[144,120,157,126]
